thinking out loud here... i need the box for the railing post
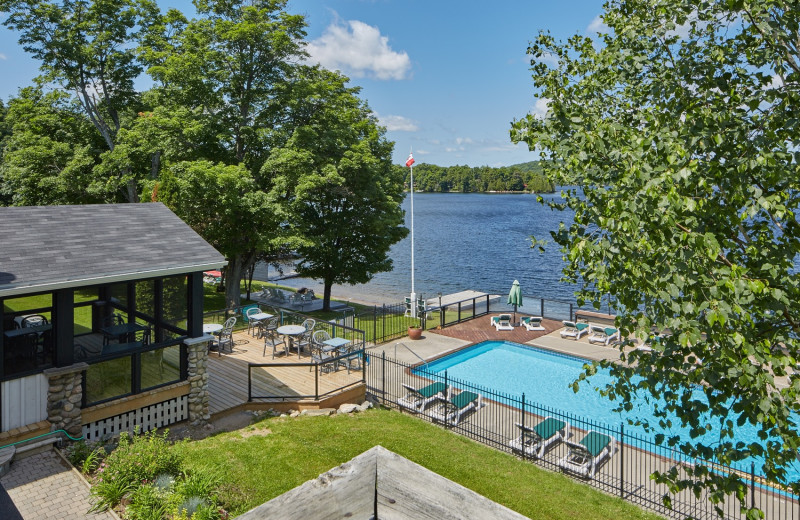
[521,393,526,460]
[540,298,544,319]
[382,304,386,343]
[750,461,755,510]
[619,423,624,499]
[247,366,252,402]
[314,364,319,400]
[440,304,445,329]
[458,302,462,323]
[569,303,573,322]
[381,351,386,404]
[373,305,377,346]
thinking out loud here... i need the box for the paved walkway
[0,450,116,520]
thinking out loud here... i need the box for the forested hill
[398,161,554,193]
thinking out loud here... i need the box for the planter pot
[408,327,423,340]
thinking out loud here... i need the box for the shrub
[125,484,170,520]
[97,429,181,490]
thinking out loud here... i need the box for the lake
[258,192,582,307]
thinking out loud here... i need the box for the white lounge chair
[429,390,482,426]
[560,320,590,340]
[587,324,620,346]
[558,430,616,479]
[490,314,514,331]
[397,382,447,413]
[521,316,545,331]
[508,417,570,459]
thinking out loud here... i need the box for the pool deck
[376,316,625,365]
[365,318,798,520]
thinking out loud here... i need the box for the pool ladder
[394,342,428,368]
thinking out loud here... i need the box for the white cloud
[767,74,784,90]
[0,53,6,61]
[379,114,418,132]
[587,15,609,34]
[307,19,411,80]
[532,97,550,119]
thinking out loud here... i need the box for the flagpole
[409,149,416,318]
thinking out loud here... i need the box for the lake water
[259,192,579,306]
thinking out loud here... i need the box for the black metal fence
[367,353,799,520]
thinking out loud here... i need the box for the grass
[173,408,660,519]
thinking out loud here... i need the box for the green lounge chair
[560,320,590,340]
[508,416,570,459]
[430,390,482,426]
[397,382,447,413]
[587,324,620,346]
[558,430,616,479]
[521,316,545,331]
[490,314,514,331]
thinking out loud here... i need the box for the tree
[264,67,407,311]
[139,0,307,307]
[0,87,105,205]
[512,0,800,515]
[0,0,158,202]
[158,160,274,302]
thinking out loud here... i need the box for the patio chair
[558,430,616,479]
[20,314,48,328]
[490,314,514,331]
[242,305,262,336]
[310,330,335,372]
[508,417,570,459]
[587,324,620,346]
[397,381,448,413]
[212,316,236,356]
[301,318,316,332]
[429,389,483,426]
[257,317,279,339]
[521,316,545,331]
[560,320,590,340]
[263,328,287,358]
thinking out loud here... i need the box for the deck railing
[247,349,367,401]
[367,352,800,520]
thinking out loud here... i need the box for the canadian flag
[405,153,415,167]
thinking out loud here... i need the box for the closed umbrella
[507,280,523,324]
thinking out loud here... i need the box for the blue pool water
[418,340,800,482]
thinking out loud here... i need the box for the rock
[304,408,335,417]
[338,403,359,414]
[290,411,301,418]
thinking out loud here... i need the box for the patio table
[203,323,223,334]
[322,337,351,354]
[277,325,306,357]
[101,322,149,345]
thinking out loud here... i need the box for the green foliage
[511,0,800,510]
[125,484,170,520]
[64,440,107,474]
[263,66,408,310]
[97,429,181,494]
[405,161,554,193]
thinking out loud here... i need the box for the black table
[101,323,149,345]
[3,323,51,339]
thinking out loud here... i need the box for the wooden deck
[428,314,562,344]
[207,330,364,416]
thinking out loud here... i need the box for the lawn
[172,408,659,520]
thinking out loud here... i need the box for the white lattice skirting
[82,395,188,441]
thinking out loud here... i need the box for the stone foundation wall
[43,363,88,436]
[185,336,212,427]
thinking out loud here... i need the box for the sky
[0,0,607,167]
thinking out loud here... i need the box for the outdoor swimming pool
[417,340,800,482]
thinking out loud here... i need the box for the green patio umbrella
[507,280,523,324]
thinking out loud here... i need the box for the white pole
[409,152,416,318]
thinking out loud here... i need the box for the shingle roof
[0,203,226,297]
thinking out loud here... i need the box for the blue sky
[0,0,606,167]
